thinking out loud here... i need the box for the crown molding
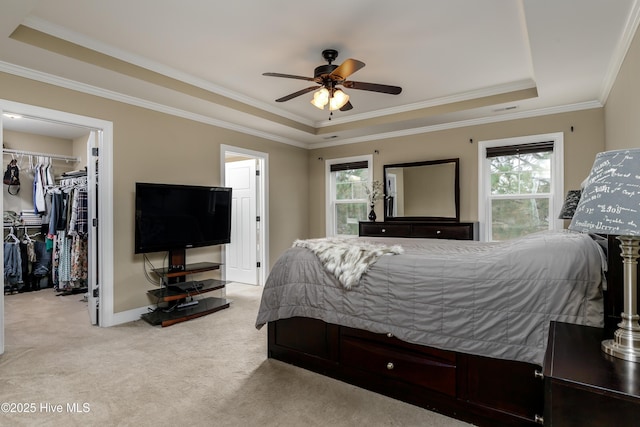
[599,0,640,103]
[21,16,316,128]
[311,100,603,149]
[314,79,537,128]
[0,60,603,151]
[0,60,308,149]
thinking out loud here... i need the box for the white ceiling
[0,0,638,148]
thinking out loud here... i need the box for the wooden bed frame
[266,235,631,427]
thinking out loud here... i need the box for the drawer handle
[386,362,394,370]
[534,369,544,380]
[436,230,441,234]
[381,228,386,233]
[534,414,544,425]
[387,332,394,338]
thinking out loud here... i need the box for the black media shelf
[147,279,228,302]
[141,296,231,327]
[142,259,229,327]
[152,262,223,278]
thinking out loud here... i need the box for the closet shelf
[3,148,80,163]
[3,223,42,228]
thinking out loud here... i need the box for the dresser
[359,221,478,240]
[543,321,640,426]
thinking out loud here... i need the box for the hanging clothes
[45,162,54,186]
[68,189,88,236]
[33,163,46,214]
[57,230,72,284]
[46,175,89,290]
[47,190,67,237]
[4,241,22,285]
[71,235,88,281]
[3,151,86,295]
[32,240,51,277]
[19,238,33,291]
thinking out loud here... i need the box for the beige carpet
[0,283,473,427]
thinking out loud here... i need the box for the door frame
[0,100,114,354]
[220,144,268,286]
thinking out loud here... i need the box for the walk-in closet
[3,118,90,301]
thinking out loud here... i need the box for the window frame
[477,133,564,242]
[325,154,373,237]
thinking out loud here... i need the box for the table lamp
[558,190,582,219]
[569,148,640,362]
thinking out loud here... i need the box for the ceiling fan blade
[275,86,319,102]
[339,101,353,112]
[263,72,315,82]
[329,59,365,80]
[342,80,402,95]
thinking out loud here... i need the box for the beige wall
[308,108,605,237]
[0,72,309,313]
[72,133,89,168]
[0,71,611,313]
[605,19,640,150]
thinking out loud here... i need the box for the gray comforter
[256,231,606,366]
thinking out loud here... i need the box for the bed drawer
[341,327,456,362]
[340,335,457,396]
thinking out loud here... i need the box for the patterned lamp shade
[571,149,640,362]
[558,190,581,219]
[569,149,640,236]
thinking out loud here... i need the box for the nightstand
[543,321,640,426]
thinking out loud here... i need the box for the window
[325,155,373,236]
[478,134,564,241]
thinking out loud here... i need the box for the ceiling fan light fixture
[311,87,330,109]
[264,49,402,114]
[329,89,349,111]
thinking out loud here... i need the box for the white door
[86,131,99,325]
[225,159,257,285]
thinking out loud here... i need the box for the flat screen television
[134,182,232,254]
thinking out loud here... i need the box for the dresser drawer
[359,221,477,240]
[412,223,474,240]
[359,222,411,237]
[340,336,457,396]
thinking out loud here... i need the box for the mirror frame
[383,158,460,222]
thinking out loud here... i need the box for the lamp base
[602,325,640,362]
[602,236,640,363]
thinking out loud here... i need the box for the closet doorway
[221,145,268,286]
[0,100,114,355]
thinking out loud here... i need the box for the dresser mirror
[383,158,460,222]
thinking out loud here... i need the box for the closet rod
[3,148,79,163]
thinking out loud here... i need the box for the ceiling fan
[263,49,402,115]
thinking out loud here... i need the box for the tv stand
[140,249,231,327]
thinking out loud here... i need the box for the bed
[255,230,616,427]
